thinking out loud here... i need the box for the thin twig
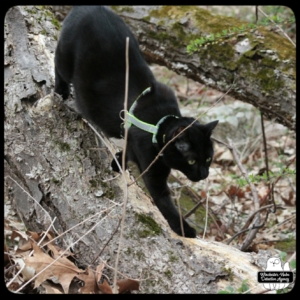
[255,6,258,24]
[260,156,296,207]
[184,200,204,219]
[89,217,122,266]
[82,120,124,174]
[128,77,236,187]
[15,209,115,293]
[202,178,210,239]
[6,217,56,289]
[241,204,277,232]
[227,210,270,245]
[211,137,232,149]
[175,193,186,237]
[6,175,54,230]
[264,213,295,235]
[227,139,260,251]
[258,7,296,47]
[288,252,296,264]
[260,112,270,187]
[113,37,130,294]
[171,175,223,237]
[42,205,118,248]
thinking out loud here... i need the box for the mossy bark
[112,5,295,131]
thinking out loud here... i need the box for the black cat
[55,6,218,238]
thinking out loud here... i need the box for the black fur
[55,6,218,238]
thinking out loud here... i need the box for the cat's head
[160,118,218,182]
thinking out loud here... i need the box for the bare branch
[113,36,130,294]
[128,77,236,187]
[258,6,296,47]
[227,139,260,251]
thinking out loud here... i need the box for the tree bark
[5,6,272,293]
[111,6,295,131]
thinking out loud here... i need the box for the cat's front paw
[182,224,197,238]
[173,221,196,238]
[111,151,123,172]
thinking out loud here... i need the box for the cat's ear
[203,120,218,136]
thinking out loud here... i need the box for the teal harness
[123,87,178,144]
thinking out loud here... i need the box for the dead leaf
[95,262,105,282]
[41,281,63,294]
[17,240,33,251]
[47,243,74,260]
[25,242,84,294]
[77,267,97,294]
[216,148,233,162]
[11,230,28,242]
[117,279,139,294]
[227,185,245,199]
[7,282,21,291]
[98,279,113,294]
[281,190,295,206]
[26,231,40,242]
[200,190,207,198]
[14,258,35,281]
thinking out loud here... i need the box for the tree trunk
[5,6,272,293]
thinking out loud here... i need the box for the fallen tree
[5,6,278,293]
[111,6,295,131]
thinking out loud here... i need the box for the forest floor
[151,63,296,257]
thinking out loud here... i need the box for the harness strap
[123,87,178,144]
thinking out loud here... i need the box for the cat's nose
[199,167,209,180]
[187,169,208,182]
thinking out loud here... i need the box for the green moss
[171,22,191,47]
[55,140,70,152]
[51,18,61,30]
[125,247,132,255]
[256,68,284,91]
[105,187,115,199]
[111,6,134,14]
[202,42,236,71]
[168,251,179,262]
[39,7,62,30]
[222,267,234,281]
[52,177,61,185]
[169,176,214,234]
[164,269,173,278]
[261,55,278,68]
[275,238,296,253]
[149,6,210,24]
[148,30,169,43]
[136,213,162,237]
[136,250,145,260]
[260,27,295,61]
[243,49,258,58]
[89,179,98,188]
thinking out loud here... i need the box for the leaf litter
[5,228,139,294]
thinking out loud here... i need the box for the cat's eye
[206,157,211,163]
[188,159,196,165]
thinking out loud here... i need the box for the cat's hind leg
[111,151,127,172]
[54,66,70,100]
